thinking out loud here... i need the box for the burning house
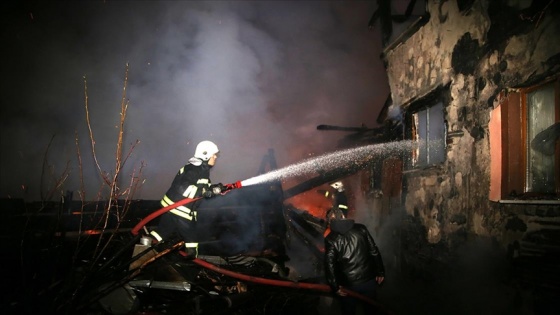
[363,0,560,314]
[4,1,559,314]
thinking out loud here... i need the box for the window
[490,78,560,200]
[411,102,446,167]
[526,84,557,193]
[405,86,448,169]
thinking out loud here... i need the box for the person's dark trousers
[339,278,378,314]
[154,212,197,241]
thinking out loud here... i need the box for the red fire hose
[130,181,242,236]
[130,197,200,236]
[191,257,394,314]
[130,181,393,314]
[193,257,329,292]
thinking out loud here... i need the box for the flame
[285,190,331,218]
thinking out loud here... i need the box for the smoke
[1,1,389,201]
[387,103,404,121]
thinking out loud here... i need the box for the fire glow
[286,191,331,218]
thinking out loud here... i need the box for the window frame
[497,77,560,200]
[404,87,449,170]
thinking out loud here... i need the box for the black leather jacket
[324,219,385,291]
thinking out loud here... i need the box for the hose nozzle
[223,180,242,191]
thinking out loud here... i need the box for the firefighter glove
[202,187,215,198]
[210,183,225,195]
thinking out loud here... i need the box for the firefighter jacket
[333,190,348,214]
[160,159,212,222]
[324,189,349,216]
[324,219,385,292]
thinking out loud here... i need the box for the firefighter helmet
[194,141,219,161]
[330,181,344,192]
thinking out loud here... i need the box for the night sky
[1,1,391,202]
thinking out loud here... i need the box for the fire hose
[130,180,394,314]
[131,196,198,236]
[130,181,242,236]
[191,256,395,314]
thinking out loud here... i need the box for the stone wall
[384,0,560,250]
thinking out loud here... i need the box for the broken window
[490,78,560,200]
[411,102,446,167]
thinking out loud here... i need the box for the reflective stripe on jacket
[160,177,208,221]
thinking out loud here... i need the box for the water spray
[131,141,416,236]
[241,140,416,186]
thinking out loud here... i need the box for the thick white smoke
[1,1,389,201]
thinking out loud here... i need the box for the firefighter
[325,181,349,217]
[323,181,349,238]
[150,140,223,257]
